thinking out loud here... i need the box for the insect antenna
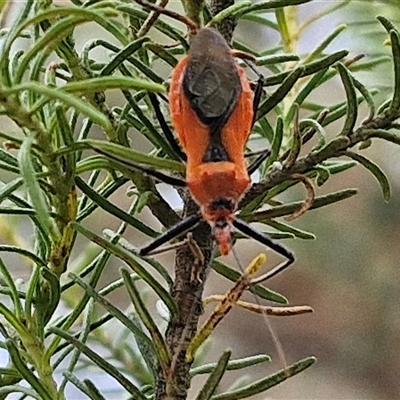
[231,246,289,372]
[232,218,295,281]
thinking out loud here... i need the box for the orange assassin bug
[94,28,294,277]
[168,28,256,257]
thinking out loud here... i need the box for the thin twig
[344,53,365,67]
[231,49,257,62]
[280,108,329,163]
[137,0,169,37]
[203,296,313,316]
[242,108,400,207]
[187,233,205,284]
[146,239,189,256]
[284,174,315,221]
[134,0,198,34]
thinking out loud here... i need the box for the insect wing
[182,28,242,134]
[169,28,253,166]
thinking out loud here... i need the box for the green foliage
[0,0,399,399]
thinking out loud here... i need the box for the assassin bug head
[206,198,236,256]
[169,28,254,255]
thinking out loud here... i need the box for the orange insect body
[169,28,254,255]
[91,27,293,272]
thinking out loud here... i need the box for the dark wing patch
[182,28,242,135]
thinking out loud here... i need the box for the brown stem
[154,4,239,397]
[284,174,315,221]
[155,195,213,400]
[209,0,237,43]
[242,108,400,207]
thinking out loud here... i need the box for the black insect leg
[247,148,271,175]
[232,218,295,281]
[240,58,265,129]
[242,62,271,174]
[148,92,187,162]
[251,74,264,129]
[92,146,187,187]
[140,214,201,256]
